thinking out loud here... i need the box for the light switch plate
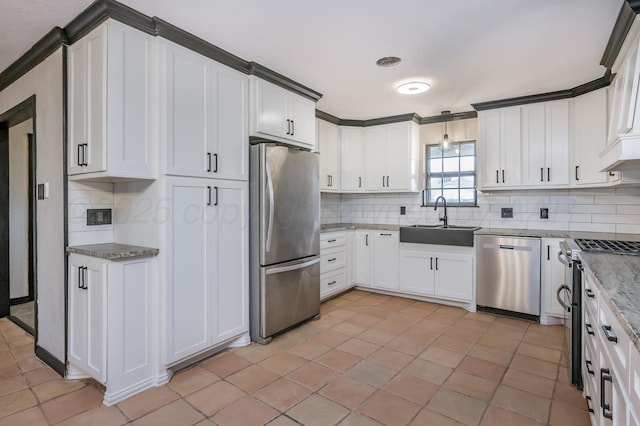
[540,208,549,219]
[501,208,513,218]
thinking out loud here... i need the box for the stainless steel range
[575,239,640,255]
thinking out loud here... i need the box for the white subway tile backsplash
[68,181,115,245]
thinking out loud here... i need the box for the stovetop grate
[575,239,640,255]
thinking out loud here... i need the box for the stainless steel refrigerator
[249,140,320,344]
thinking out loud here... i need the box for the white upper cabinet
[163,40,248,181]
[68,20,155,180]
[521,100,570,187]
[318,119,341,191]
[363,121,419,192]
[478,107,522,189]
[249,77,316,150]
[340,127,364,192]
[571,89,612,186]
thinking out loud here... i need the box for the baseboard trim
[102,374,171,406]
[35,345,65,376]
[7,316,34,336]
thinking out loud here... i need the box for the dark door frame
[0,95,37,338]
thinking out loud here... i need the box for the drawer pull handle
[602,325,618,343]
[601,368,613,420]
[380,233,392,236]
[585,359,594,375]
[585,322,595,335]
[327,258,337,262]
[328,280,337,286]
[585,288,595,298]
[327,239,336,243]
[585,395,594,414]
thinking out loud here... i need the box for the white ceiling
[0,0,624,119]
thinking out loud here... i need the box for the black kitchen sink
[399,225,481,247]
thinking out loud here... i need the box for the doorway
[0,96,37,337]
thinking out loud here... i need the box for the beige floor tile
[267,415,301,426]
[419,346,465,368]
[386,335,430,356]
[346,360,397,388]
[57,406,127,426]
[358,328,396,346]
[11,343,34,361]
[287,362,338,391]
[332,321,368,337]
[287,339,331,360]
[17,355,45,373]
[444,326,484,344]
[463,311,496,324]
[477,333,521,352]
[484,323,527,341]
[358,390,421,426]
[348,314,384,328]
[548,401,592,426]
[315,349,361,372]
[337,339,380,358]
[314,315,344,329]
[400,306,432,319]
[287,394,350,426]
[0,363,20,379]
[212,396,279,426]
[492,385,551,423]
[552,382,589,410]
[384,312,422,325]
[133,399,205,426]
[410,408,465,425]
[403,358,453,386]
[468,344,514,366]
[312,330,353,348]
[457,356,507,382]
[339,412,384,426]
[0,374,27,397]
[185,381,246,416]
[319,376,376,409]
[510,354,559,380]
[523,331,564,351]
[414,318,453,333]
[427,388,487,426]
[24,367,61,387]
[371,320,412,336]
[226,365,279,393]
[32,379,86,403]
[200,351,252,378]
[327,308,359,320]
[367,347,414,371]
[168,366,220,396]
[116,385,179,420]
[0,388,37,418]
[259,351,308,376]
[254,377,311,411]
[427,311,461,325]
[431,335,475,354]
[233,343,280,364]
[517,342,562,364]
[0,406,48,426]
[442,371,498,402]
[501,368,555,398]
[41,385,103,424]
[480,405,545,426]
[383,373,439,405]
[494,316,531,330]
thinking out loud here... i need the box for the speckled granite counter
[321,223,401,232]
[580,252,640,351]
[474,228,569,238]
[67,243,159,260]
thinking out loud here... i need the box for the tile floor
[0,290,591,425]
[10,301,35,332]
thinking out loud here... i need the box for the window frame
[424,140,478,207]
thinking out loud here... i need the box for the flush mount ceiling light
[397,82,430,94]
[376,56,402,67]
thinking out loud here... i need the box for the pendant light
[440,110,454,150]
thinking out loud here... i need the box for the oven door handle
[557,285,571,312]
[557,250,571,267]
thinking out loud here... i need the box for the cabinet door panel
[340,127,364,191]
[371,232,399,289]
[85,26,107,174]
[478,110,501,188]
[355,232,370,285]
[165,45,209,176]
[542,238,566,317]
[255,80,287,138]
[521,103,546,186]
[571,89,609,185]
[545,100,569,186]
[385,124,411,191]
[214,66,248,181]
[319,120,340,191]
[502,107,522,187]
[364,127,386,191]
[85,259,107,383]
[68,41,86,175]
[68,258,88,368]
[289,95,316,148]
[166,179,212,362]
[399,251,435,295]
[213,181,249,342]
[434,254,473,302]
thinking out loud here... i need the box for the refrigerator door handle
[266,161,275,252]
[265,257,320,275]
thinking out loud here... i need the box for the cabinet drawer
[630,345,640,419]
[584,303,598,347]
[321,232,347,249]
[598,300,631,389]
[321,247,346,274]
[582,368,599,420]
[583,272,599,315]
[321,269,347,298]
[583,335,598,390]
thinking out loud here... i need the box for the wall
[68,181,114,246]
[8,119,32,299]
[0,50,65,361]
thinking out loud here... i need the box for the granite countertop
[321,223,402,232]
[580,252,640,351]
[474,228,569,238]
[67,243,159,260]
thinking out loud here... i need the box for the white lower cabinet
[399,244,474,302]
[320,231,349,299]
[371,231,399,290]
[541,238,567,322]
[68,253,156,405]
[164,177,248,364]
[355,230,371,286]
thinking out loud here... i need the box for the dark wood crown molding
[248,62,322,101]
[315,110,341,125]
[316,110,477,127]
[0,28,66,92]
[601,2,637,69]
[419,110,477,125]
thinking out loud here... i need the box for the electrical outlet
[400,206,406,215]
[540,208,549,219]
[87,209,112,225]
[501,208,513,218]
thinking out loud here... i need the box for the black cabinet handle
[328,280,336,286]
[601,368,613,420]
[575,165,579,181]
[291,120,295,136]
[214,153,218,173]
[328,239,336,243]
[214,186,219,206]
[207,152,212,172]
[547,245,550,260]
[207,186,212,206]
[359,177,362,188]
[547,167,550,182]
[382,176,385,187]
[286,119,291,135]
[79,266,88,290]
[585,359,594,375]
[380,233,392,236]
[435,258,439,271]
[365,234,368,246]
[502,169,505,183]
[585,288,595,298]
[430,257,433,270]
[328,258,336,262]
[496,170,499,184]
[602,325,618,343]
[78,266,83,289]
[77,144,83,166]
[386,176,390,187]
[585,322,595,335]
[540,167,544,182]
[83,144,88,166]
[585,396,594,414]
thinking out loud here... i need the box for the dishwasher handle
[499,244,514,250]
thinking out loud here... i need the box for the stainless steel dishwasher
[476,235,541,316]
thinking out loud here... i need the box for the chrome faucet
[434,196,448,228]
